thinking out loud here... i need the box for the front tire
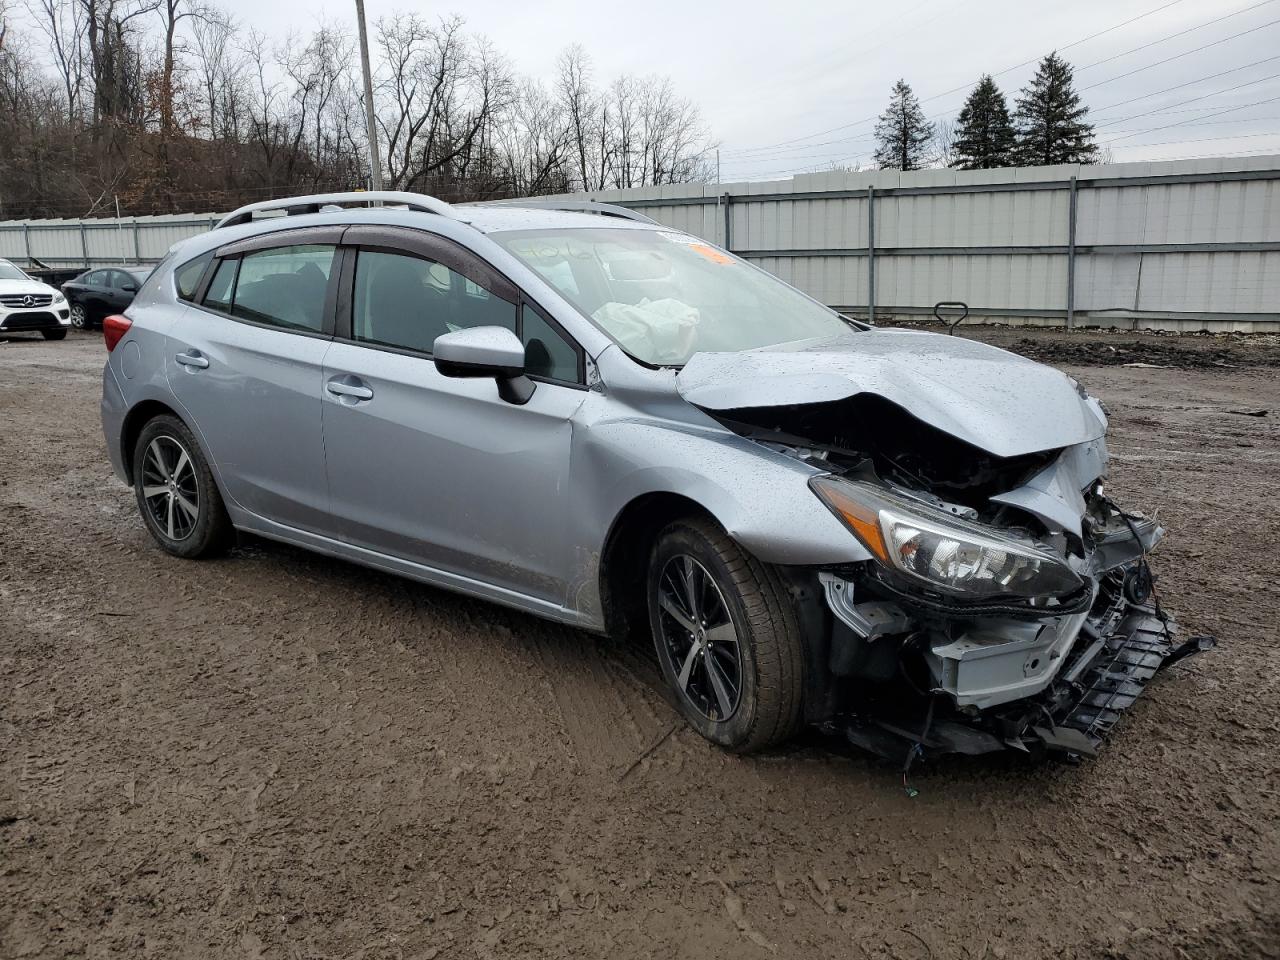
[647,517,805,753]
[41,329,67,340]
[132,415,233,558]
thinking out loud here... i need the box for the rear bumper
[101,363,129,483]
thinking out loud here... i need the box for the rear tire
[69,302,88,329]
[41,329,67,340]
[647,516,805,753]
[132,415,233,559]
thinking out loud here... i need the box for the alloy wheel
[656,554,743,722]
[140,436,200,541]
[70,303,87,328]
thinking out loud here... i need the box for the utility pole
[355,0,383,191]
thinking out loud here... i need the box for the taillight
[103,314,132,352]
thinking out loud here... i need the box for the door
[105,269,138,313]
[166,231,342,533]
[321,233,588,603]
[80,270,111,321]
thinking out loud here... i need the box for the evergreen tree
[1013,52,1098,166]
[951,75,1015,169]
[874,79,934,171]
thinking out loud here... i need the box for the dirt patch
[2,328,1277,959]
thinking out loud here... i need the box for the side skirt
[231,509,603,633]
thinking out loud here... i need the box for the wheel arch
[598,491,719,640]
[120,400,200,485]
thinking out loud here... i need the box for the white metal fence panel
[2,155,1278,330]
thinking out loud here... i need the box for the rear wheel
[647,517,804,752]
[41,329,67,340]
[69,302,88,329]
[132,415,232,558]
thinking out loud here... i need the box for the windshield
[0,262,30,281]
[492,227,855,365]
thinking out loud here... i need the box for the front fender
[587,419,872,566]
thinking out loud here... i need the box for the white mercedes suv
[0,259,72,340]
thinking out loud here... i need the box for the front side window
[493,227,855,366]
[352,249,516,354]
[521,304,580,383]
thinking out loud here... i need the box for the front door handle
[175,351,209,369]
[326,378,374,401]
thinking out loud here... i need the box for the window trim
[334,237,587,389]
[191,242,342,340]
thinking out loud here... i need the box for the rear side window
[203,259,237,313]
[521,304,581,384]
[231,245,336,333]
[174,253,211,301]
[352,249,516,354]
[199,245,337,334]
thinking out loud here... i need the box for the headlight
[810,476,1085,601]
[52,292,66,303]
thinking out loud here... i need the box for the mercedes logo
[21,295,34,307]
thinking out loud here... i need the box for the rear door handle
[326,377,374,401]
[175,351,209,369]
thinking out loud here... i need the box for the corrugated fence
[2,155,1278,331]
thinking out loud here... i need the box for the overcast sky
[220,0,1280,179]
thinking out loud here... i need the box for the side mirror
[122,281,138,292]
[433,326,536,405]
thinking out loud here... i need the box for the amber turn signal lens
[810,477,889,563]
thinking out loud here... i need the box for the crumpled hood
[676,329,1107,458]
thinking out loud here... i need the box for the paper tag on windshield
[658,231,733,264]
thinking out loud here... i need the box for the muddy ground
[2,327,1277,959]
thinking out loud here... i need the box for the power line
[721,0,1191,156]
[726,61,1280,174]
[1079,14,1280,92]
[1091,54,1280,116]
[1105,92,1280,143]
[1074,0,1277,73]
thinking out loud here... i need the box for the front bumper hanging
[839,574,1216,760]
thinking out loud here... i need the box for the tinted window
[352,250,516,354]
[230,245,336,333]
[521,305,580,383]
[203,259,237,313]
[174,254,210,301]
[109,270,135,289]
[85,270,108,285]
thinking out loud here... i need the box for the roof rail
[474,198,660,226]
[215,191,455,229]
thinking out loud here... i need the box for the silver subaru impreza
[100,191,1210,759]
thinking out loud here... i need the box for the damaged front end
[681,337,1213,760]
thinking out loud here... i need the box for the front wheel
[132,415,233,558]
[647,517,805,753]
